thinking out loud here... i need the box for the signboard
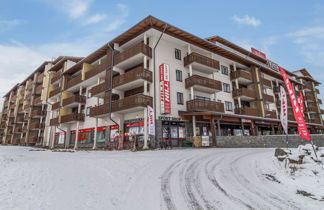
[280,86,288,135]
[279,67,311,141]
[148,106,155,135]
[160,64,171,114]
[251,48,267,59]
[267,60,279,72]
[299,92,305,115]
[242,119,252,123]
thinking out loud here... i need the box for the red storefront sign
[126,121,144,127]
[279,67,311,141]
[109,125,118,130]
[55,132,66,136]
[251,47,267,59]
[160,64,171,114]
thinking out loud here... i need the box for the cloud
[0,19,21,33]
[233,15,261,27]
[84,13,107,25]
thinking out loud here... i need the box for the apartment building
[1,16,324,149]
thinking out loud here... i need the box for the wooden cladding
[35,85,43,95]
[261,78,272,87]
[51,75,61,84]
[304,82,313,90]
[234,107,259,117]
[89,94,153,117]
[30,109,43,117]
[265,110,277,119]
[186,99,224,112]
[33,97,42,105]
[29,122,43,130]
[62,95,86,107]
[90,82,108,97]
[305,93,316,102]
[263,94,274,103]
[49,87,61,98]
[85,58,110,80]
[185,75,222,91]
[60,113,84,124]
[65,74,82,90]
[184,52,220,70]
[114,42,152,65]
[50,117,59,126]
[232,88,256,99]
[112,66,152,88]
[52,102,61,110]
[230,70,252,81]
[310,118,321,124]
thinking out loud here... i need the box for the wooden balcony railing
[49,87,61,98]
[35,85,43,95]
[29,122,43,130]
[26,136,38,144]
[65,74,82,90]
[16,115,24,123]
[305,93,316,102]
[307,106,318,113]
[184,52,220,70]
[263,94,274,103]
[304,82,313,90]
[265,110,277,119]
[30,109,43,117]
[62,95,86,107]
[50,117,59,126]
[112,66,152,88]
[230,70,252,81]
[185,75,222,91]
[232,88,256,99]
[310,118,322,124]
[186,99,224,112]
[90,82,108,97]
[60,113,84,124]
[85,58,110,80]
[51,74,61,84]
[51,102,61,110]
[261,78,272,87]
[36,73,44,84]
[114,42,152,65]
[33,97,42,105]
[234,107,259,117]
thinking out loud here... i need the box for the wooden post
[241,120,245,136]
[217,120,221,136]
[210,115,216,146]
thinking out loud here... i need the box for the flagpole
[310,140,319,161]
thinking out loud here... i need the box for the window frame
[221,65,229,75]
[176,69,182,82]
[177,92,184,105]
[175,48,182,60]
[223,83,231,93]
[225,101,233,111]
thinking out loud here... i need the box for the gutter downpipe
[153,24,168,148]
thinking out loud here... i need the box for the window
[175,48,181,60]
[177,92,184,105]
[176,70,182,82]
[225,101,233,111]
[221,65,229,75]
[195,96,210,101]
[223,83,231,93]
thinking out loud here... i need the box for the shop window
[223,83,231,93]
[177,92,184,105]
[175,48,181,60]
[225,101,233,111]
[176,70,182,82]
[70,129,93,144]
[221,65,229,75]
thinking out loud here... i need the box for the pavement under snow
[0,146,323,210]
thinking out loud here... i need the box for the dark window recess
[225,101,233,111]
[176,70,182,82]
[221,65,229,75]
[175,48,181,60]
[177,92,184,105]
[195,96,211,101]
[223,83,231,93]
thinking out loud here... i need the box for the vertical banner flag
[148,106,155,135]
[280,86,288,135]
[159,64,171,114]
[279,67,311,141]
[299,92,305,115]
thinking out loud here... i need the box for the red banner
[160,64,171,114]
[299,92,305,115]
[279,67,311,141]
[251,47,267,59]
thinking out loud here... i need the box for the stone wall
[216,134,324,148]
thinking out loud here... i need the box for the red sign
[279,67,311,141]
[251,48,267,59]
[126,121,144,128]
[55,132,66,136]
[110,125,118,130]
[299,92,305,115]
[160,64,171,114]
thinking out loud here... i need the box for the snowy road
[0,146,322,210]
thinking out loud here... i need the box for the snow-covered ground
[0,146,323,210]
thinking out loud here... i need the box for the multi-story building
[1,16,324,149]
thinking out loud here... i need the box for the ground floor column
[210,116,216,146]
[143,107,148,149]
[192,116,196,136]
[93,117,98,149]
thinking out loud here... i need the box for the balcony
[49,87,61,98]
[51,102,61,110]
[33,97,42,106]
[185,75,222,93]
[29,122,43,130]
[307,106,318,113]
[60,113,84,124]
[321,109,324,114]
[50,117,59,126]
[261,78,272,88]
[16,115,24,123]
[263,94,275,103]
[265,110,277,119]
[303,82,313,91]
[62,95,86,108]
[232,88,256,101]
[89,94,153,117]
[186,99,224,112]
[51,74,61,84]
[85,58,110,80]
[114,42,152,69]
[30,109,43,118]
[305,93,316,102]
[22,125,28,132]
[184,52,220,74]
[318,99,322,104]
[234,107,259,117]
[288,114,295,121]
[90,82,108,98]
[14,126,23,133]
[65,74,82,91]
[230,69,252,84]
[26,136,38,144]
[309,118,322,124]
[36,73,44,84]
[35,85,43,95]
[113,66,152,91]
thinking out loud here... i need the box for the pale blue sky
[1,0,324,100]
